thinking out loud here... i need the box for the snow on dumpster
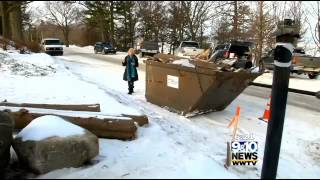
[145,54,261,116]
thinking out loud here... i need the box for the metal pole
[261,19,298,179]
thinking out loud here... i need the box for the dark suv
[209,41,254,69]
[94,42,116,54]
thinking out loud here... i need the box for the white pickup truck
[174,41,204,57]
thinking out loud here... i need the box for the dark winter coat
[122,55,139,81]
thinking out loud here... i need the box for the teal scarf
[127,56,136,80]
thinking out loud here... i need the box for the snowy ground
[1,47,320,178]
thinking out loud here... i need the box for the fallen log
[0,101,149,126]
[0,101,101,112]
[2,107,138,140]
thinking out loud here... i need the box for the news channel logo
[231,133,258,166]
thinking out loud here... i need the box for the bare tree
[45,1,80,47]
[305,1,320,52]
[214,1,252,42]
[182,1,215,41]
[136,1,167,42]
[250,1,276,66]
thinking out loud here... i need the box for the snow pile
[83,45,94,50]
[63,45,78,48]
[172,59,195,68]
[0,51,57,77]
[16,115,85,142]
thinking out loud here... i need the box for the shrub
[25,41,41,53]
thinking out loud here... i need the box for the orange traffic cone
[259,96,271,122]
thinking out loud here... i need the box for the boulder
[0,111,14,175]
[13,115,99,174]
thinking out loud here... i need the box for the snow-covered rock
[0,111,14,174]
[13,115,99,174]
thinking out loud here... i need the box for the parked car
[174,41,204,57]
[209,40,254,69]
[94,42,116,54]
[139,41,159,57]
[260,48,320,79]
[40,38,63,56]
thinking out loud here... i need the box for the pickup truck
[174,41,204,57]
[208,40,254,69]
[260,48,320,79]
[138,41,159,57]
[40,38,63,56]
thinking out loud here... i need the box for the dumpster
[145,57,261,116]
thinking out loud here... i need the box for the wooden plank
[0,101,101,112]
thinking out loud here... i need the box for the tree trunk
[258,1,264,66]
[0,15,2,35]
[200,21,203,48]
[9,4,24,43]
[232,1,238,40]
[0,1,11,39]
[110,1,115,45]
[64,28,70,47]
[128,5,134,48]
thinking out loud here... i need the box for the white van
[40,38,63,56]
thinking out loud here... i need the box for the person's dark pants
[128,81,134,93]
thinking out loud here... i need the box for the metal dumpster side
[145,60,260,115]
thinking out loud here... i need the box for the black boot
[128,81,134,94]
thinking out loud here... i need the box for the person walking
[122,48,139,95]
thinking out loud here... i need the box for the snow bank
[254,72,320,92]
[83,45,94,50]
[63,45,78,48]
[172,59,195,68]
[0,49,142,117]
[16,115,85,142]
[0,50,58,77]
